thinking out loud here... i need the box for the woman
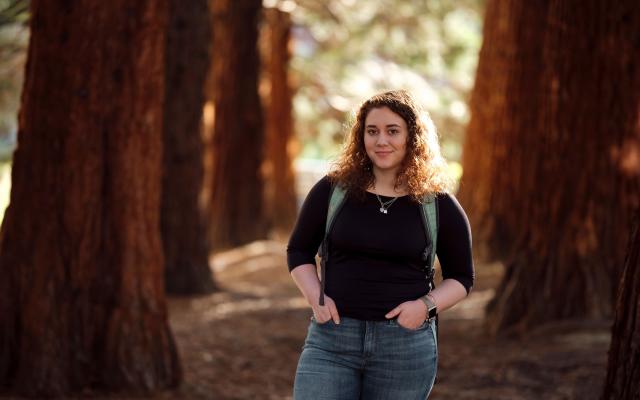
[287,90,474,400]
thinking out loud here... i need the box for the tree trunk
[0,1,181,396]
[162,0,216,294]
[457,0,549,262]
[602,213,640,400]
[261,7,298,237]
[207,0,266,250]
[458,0,640,334]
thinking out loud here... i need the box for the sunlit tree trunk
[162,0,215,294]
[459,0,640,334]
[0,1,181,395]
[261,7,297,236]
[207,0,266,250]
[458,0,548,262]
[602,213,640,400]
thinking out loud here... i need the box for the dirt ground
[157,240,611,400]
[3,240,612,400]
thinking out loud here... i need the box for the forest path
[160,240,610,400]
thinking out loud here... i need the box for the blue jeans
[293,316,438,400]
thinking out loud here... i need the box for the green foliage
[289,0,484,163]
[0,0,28,27]
[0,0,28,160]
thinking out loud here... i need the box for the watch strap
[419,295,438,319]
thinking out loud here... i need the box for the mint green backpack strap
[421,193,440,344]
[318,184,347,305]
[420,193,439,291]
[325,185,347,232]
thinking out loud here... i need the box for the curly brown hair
[328,90,452,202]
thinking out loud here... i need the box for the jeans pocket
[311,315,335,325]
[394,319,429,333]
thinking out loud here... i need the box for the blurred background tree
[206,0,267,250]
[261,6,298,236]
[161,0,216,294]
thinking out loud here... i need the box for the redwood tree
[162,0,216,294]
[207,0,267,250]
[0,1,180,395]
[261,6,298,236]
[602,213,640,400]
[458,0,640,334]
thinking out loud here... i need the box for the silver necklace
[376,194,398,214]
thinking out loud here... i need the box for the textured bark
[458,0,549,262]
[0,1,181,396]
[261,7,298,236]
[207,0,267,250]
[162,0,216,294]
[602,213,640,400]
[458,0,640,334]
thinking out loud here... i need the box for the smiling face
[363,106,409,175]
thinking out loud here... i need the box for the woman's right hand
[289,264,341,324]
[311,294,341,324]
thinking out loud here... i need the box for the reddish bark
[207,0,267,250]
[602,213,640,400]
[459,0,640,334]
[0,0,181,395]
[162,0,216,294]
[261,7,298,236]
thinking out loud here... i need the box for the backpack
[317,184,439,307]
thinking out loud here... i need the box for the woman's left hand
[385,300,428,330]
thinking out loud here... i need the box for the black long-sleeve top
[287,176,474,321]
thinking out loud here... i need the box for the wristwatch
[420,294,438,320]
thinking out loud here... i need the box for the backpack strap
[318,184,347,305]
[420,193,440,348]
[420,194,439,292]
[325,185,347,233]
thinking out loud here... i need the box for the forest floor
[3,240,612,400]
[157,240,612,400]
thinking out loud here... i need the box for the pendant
[380,207,388,214]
